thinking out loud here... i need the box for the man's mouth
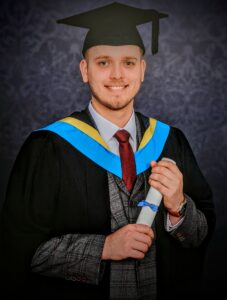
[105,84,129,91]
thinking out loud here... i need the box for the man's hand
[148,160,184,214]
[102,224,154,260]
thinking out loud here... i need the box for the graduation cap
[57,2,168,56]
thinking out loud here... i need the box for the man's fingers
[149,179,169,195]
[150,160,157,168]
[132,241,149,253]
[134,232,153,247]
[151,165,175,179]
[155,160,179,175]
[131,249,145,259]
[133,224,154,238]
[149,172,173,188]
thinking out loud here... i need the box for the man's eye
[98,61,108,66]
[125,61,135,66]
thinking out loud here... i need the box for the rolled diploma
[136,157,176,227]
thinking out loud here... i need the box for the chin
[91,88,135,111]
[106,99,133,111]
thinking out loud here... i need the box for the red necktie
[114,130,136,192]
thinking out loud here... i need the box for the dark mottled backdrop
[0,0,227,298]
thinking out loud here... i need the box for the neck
[91,99,134,128]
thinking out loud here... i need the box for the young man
[0,3,215,300]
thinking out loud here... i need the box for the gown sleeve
[162,127,216,246]
[0,131,61,288]
[0,129,110,298]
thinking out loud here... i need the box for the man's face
[80,45,146,112]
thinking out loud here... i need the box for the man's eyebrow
[94,56,138,60]
[123,57,138,60]
[95,56,110,60]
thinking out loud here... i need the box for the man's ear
[79,59,88,83]
[141,59,146,82]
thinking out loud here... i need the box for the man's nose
[110,63,123,79]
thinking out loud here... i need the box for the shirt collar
[88,101,136,143]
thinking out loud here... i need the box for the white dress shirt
[88,101,137,155]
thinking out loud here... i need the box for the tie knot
[114,130,130,143]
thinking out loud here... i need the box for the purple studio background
[0,0,226,298]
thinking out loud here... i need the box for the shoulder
[27,109,88,146]
[166,126,194,155]
[21,109,92,160]
[168,126,189,144]
[23,125,62,151]
[16,113,79,162]
[136,111,192,158]
[13,130,59,170]
[136,111,188,141]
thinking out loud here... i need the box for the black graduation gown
[0,109,215,299]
